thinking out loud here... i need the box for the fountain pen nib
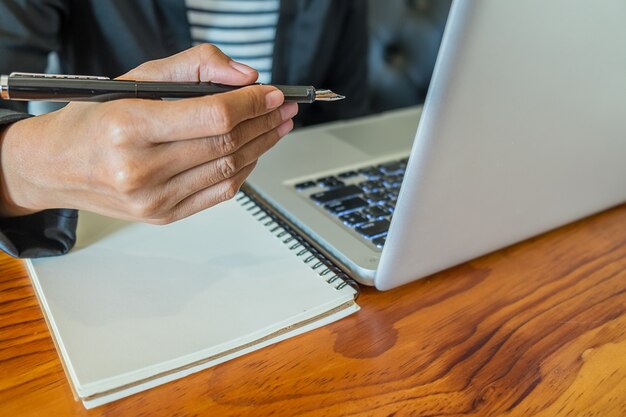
[314,89,346,102]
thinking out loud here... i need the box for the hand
[0,45,298,223]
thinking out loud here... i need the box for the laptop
[246,0,626,290]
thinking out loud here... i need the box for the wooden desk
[1,206,625,417]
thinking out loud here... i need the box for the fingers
[163,162,257,224]
[71,85,296,225]
[152,102,298,178]
[101,101,296,224]
[127,84,286,144]
[160,117,293,206]
[119,44,258,85]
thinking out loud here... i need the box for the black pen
[0,72,345,103]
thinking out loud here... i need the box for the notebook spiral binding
[235,191,360,296]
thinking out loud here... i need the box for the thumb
[195,44,259,85]
[119,44,259,85]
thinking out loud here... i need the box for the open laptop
[246,0,626,290]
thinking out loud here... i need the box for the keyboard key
[318,179,345,188]
[355,219,391,238]
[362,206,388,219]
[358,167,383,179]
[315,176,345,188]
[358,180,383,192]
[316,175,338,183]
[372,235,387,248]
[310,185,363,204]
[364,192,387,203]
[324,197,368,215]
[382,176,403,188]
[340,211,368,226]
[294,181,316,191]
[378,161,405,175]
[337,170,358,179]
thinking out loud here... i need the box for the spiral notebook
[25,190,359,409]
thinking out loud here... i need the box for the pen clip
[9,72,110,81]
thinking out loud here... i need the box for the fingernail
[265,90,284,109]
[277,119,294,136]
[279,102,299,121]
[229,60,256,75]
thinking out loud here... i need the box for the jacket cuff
[0,108,32,127]
[0,209,78,258]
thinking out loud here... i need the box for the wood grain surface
[1,204,625,416]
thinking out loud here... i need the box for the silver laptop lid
[377,0,626,289]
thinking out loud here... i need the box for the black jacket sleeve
[0,109,77,258]
[0,0,70,113]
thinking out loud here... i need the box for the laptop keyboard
[293,157,408,249]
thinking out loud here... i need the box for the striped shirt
[185,0,279,84]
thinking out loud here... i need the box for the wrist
[0,117,47,217]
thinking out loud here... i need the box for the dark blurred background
[29,1,452,117]
[367,0,452,113]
